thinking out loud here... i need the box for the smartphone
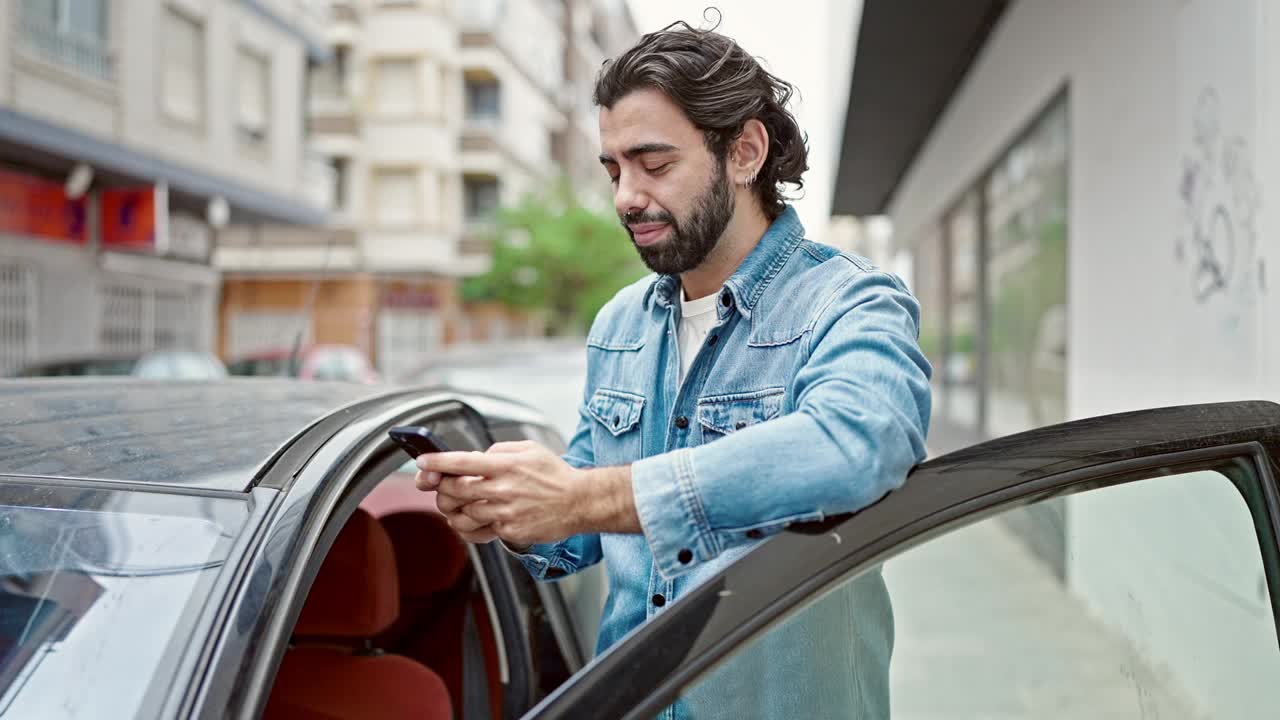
[387,425,451,459]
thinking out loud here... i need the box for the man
[418,20,931,719]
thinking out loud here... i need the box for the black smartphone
[387,425,451,459]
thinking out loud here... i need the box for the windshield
[0,480,250,718]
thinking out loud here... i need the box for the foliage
[461,180,649,335]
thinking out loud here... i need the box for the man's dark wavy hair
[593,14,809,220]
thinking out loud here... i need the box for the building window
[464,176,500,222]
[19,0,112,81]
[0,262,37,374]
[312,45,350,101]
[944,193,981,430]
[99,282,205,353]
[161,7,205,126]
[372,169,419,227]
[99,284,146,353]
[329,157,350,212]
[983,98,1069,437]
[465,78,500,122]
[236,48,270,147]
[372,58,419,116]
[911,224,946,415]
[911,94,1069,444]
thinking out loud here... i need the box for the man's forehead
[599,88,699,156]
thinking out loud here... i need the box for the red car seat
[263,508,452,720]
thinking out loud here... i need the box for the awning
[831,0,1010,216]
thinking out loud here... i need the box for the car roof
[0,379,389,491]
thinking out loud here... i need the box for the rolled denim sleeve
[632,269,933,579]
[505,366,604,581]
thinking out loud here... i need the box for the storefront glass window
[983,98,1069,436]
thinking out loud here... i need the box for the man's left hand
[416,441,594,546]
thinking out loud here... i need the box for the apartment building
[215,0,637,382]
[0,0,330,374]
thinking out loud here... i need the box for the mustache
[620,210,675,227]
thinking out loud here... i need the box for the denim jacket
[513,206,932,718]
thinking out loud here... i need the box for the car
[12,350,228,380]
[0,380,1276,718]
[226,345,381,384]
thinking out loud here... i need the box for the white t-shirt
[678,288,721,384]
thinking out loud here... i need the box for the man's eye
[645,163,672,175]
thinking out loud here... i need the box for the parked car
[1,380,1276,718]
[12,350,227,380]
[226,344,381,383]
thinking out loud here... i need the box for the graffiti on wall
[1177,86,1263,304]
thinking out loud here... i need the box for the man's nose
[614,172,648,218]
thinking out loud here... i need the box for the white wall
[888,0,1280,715]
[118,0,309,200]
[891,0,1275,416]
[4,0,313,204]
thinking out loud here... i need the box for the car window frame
[197,393,548,720]
[525,401,1280,720]
[183,389,462,718]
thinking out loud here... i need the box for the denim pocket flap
[587,389,645,437]
[696,388,785,435]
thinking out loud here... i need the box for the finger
[461,500,502,525]
[415,469,443,491]
[488,440,539,454]
[437,473,496,502]
[458,527,498,544]
[445,508,492,534]
[420,450,510,477]
[434,491,467,514]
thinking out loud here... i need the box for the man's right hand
[416,469,499,544]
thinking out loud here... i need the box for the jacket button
[720,293,732,307]
[678,548,693,564]
[746,529,764,539]
[734,421,747,430]
[652,593,666,607]
[613,415,621,428]
[707,334,718,346]
[674,416,689,429]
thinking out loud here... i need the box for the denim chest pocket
[586,388,645,464]
[696,387,786,443]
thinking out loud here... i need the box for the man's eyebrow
[598,143,680,164]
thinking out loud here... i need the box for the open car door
[529,400,1280,719]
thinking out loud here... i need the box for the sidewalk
[884,518,1204,719]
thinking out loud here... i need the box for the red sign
[100,187,157,251]
[0,168,87,244]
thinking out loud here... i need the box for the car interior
[263,470,505,720]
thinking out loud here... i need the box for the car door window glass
[0,482,248,719]
[668,468,1279,719]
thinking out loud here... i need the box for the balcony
[17,13,114,83]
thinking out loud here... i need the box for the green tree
[462,181,648,335]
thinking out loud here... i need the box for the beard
[621,160,735,276]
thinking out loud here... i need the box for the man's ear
[731,119,770,186]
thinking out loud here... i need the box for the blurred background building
[0,0,330,375]
[831,1,1277,715]
[213,0,636,380]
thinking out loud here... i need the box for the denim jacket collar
[645,205,806,321]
